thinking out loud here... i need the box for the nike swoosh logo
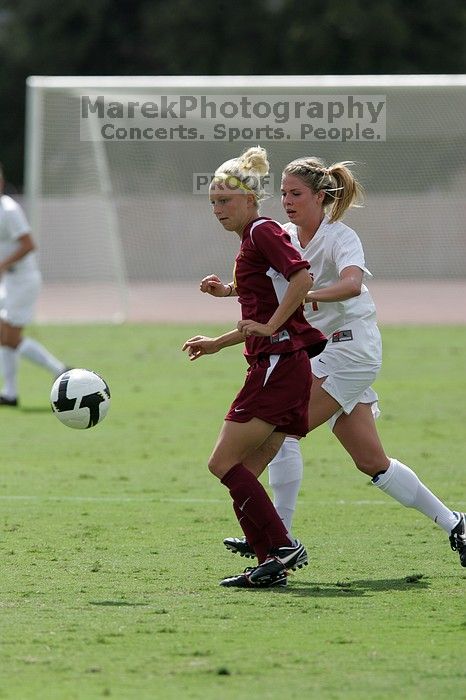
[240,496,251,510]
[234,408,245,412]
[318,358,326,364]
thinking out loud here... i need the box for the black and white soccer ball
[51,368,111,429]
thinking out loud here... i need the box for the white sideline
[0,495,464,506]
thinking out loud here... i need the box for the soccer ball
[51,368,111,429]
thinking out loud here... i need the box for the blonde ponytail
[327,161,364,222]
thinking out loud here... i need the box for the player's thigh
[308,375,343,431]
[208,417,277,479]
[332,402,389,474]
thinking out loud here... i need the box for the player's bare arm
[305,265,364,304]
[239,268,313,337]
[0,233,35,274]
[182,328,244,361]
[200,274,238,297]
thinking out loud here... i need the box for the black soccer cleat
[449,512,466,567]
[223,536,255,559]
[223,536,309,569]
[0,395,18,407]
[247,557,287,585]
[220,566,287,588]
[223,537,309,571]
[248,540,308,585]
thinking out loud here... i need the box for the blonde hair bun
[213,146,270,202]
[239,146,270,177]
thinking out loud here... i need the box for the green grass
[1,324,465,700]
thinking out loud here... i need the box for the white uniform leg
[18,337,66,376]
[1,346,19,399]
[372,458,460,533]
[268,437,303,537]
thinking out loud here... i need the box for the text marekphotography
[80,94,386,143]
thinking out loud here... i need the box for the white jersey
[283,215,381,425]
[283,216,377,338]
[0,195,38,275]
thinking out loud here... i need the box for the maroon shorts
[225,349,312,437]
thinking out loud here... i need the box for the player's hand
[200,274,228,297]
[237,320,274,337]
[182,335,220,360]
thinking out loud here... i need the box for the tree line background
[1,0,465,189]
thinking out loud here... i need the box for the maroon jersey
[234,217,327,361]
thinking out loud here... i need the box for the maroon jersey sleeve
[250,220,310,280]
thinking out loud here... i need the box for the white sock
[372,458,460,533]
[18,337,65,376]
[268,437,303,538]
[1,346,19,398]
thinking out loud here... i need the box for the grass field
[1,324,465,700]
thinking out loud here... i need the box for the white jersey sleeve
[1,195,31,240]
[0,196,37,275]
[331,225,372,279]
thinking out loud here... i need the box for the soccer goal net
[25,75,466,322]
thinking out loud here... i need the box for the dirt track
[36,281,466,325]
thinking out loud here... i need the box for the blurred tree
[276,0,466,74]
[0,0,465,187]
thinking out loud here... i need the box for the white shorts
[0,270,42,327]
[311,319,382,430]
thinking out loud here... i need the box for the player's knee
[353,456,380,476]
[207,457,224,478]
[207,458,217,475]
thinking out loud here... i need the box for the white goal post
[25,75,466,322]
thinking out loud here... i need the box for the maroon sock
[233,501,269,563]
[221,463,291,550]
